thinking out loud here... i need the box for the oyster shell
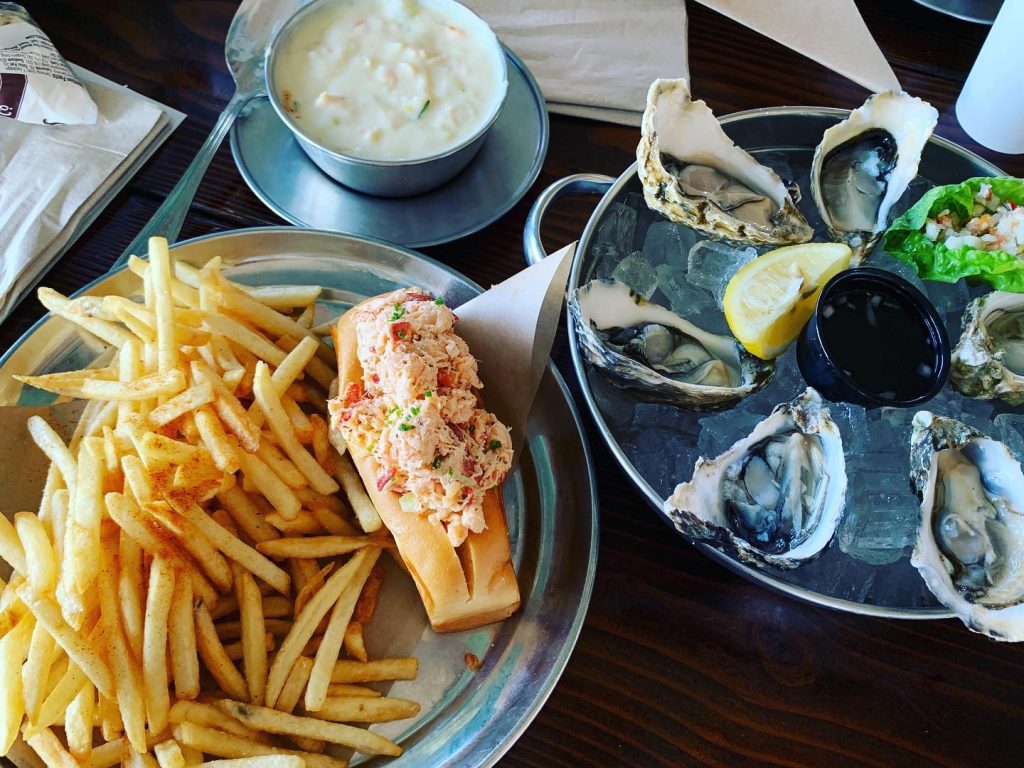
[637,78,813,246]
[909,412,1024,641]
[664,388,847,568]
[810,91,937,263]
[570,278,773,409]
[951,291,1024,405]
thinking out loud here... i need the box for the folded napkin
[467,0,689,126]
[0,66,183,323]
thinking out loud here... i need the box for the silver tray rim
[0,226,600,767]
[567,104,1006,620]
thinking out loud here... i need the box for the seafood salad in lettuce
[883,176,1024,292]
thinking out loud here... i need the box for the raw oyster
[909,412,1024,641]
[664,388,847,568]
[951,291,1024,405]
[570,278,773,409]
[637,78,813,246]
[810,91,937,262]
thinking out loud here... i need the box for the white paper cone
[956,0,1024,154]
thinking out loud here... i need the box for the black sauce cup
[796,267,950,407]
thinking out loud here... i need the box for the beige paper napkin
[0,67,182,323]
[693,0,901,93]
[467,0,689,126]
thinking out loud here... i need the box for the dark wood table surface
[8,1,1024,766]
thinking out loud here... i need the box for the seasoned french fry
[193,406,241,473]
[281,395,314,443]
[27,415,78,499]
[244,284,322,309]
[22,620,58,722]
[0,513,26,576]
[233,563,267,706]
[105,493,194,573]
[274,655,313,715]
[218,699,401,756]
[121,455,154,505]
[15,368,186,401]
[168,699,269,742]
[27,655,87,738]
[0,612,34,752]
[326,683,380,698]
[17,586,113,700]
[223,633,274,662]
[296,303,315,329]
[201,313,287,367]
[253,363,338,496]
[256,439,308,490]
[213,618,295,641]
[334,456,382,533]
[288,558,321,597]
[172,722,348,768]
[148,503,233,592]
[196,757,306,768]
[265,511,322,535]
[148,382,215,428]
[292,563,333,619]
[15,511,57,591]
[264,549,370,707]
[71,436,105,593]
[217,486,278,543]
[154,739,187,768]
[257,536,379,560]
[169,575,199,701]
[210,272,317,347]
[310,414,332,473]
[247,336,319,429]
[235,449,301,521]
[140,433,202,465]
[143,557,175,734]
[342,622,367,663]
[166,498,290,595]
[149,237,180,373]
[306,549,379,712]
[66,680,96,760]
[191,360,261,453]
[330,657,418,684]
[38,287,135,348]
[97,532,147,752]
[26,726,79,768]
[316,695,420,723]
[194,600,248,701]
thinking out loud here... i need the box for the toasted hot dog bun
[333,299,520,633]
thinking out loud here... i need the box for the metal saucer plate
[568,107,1006,619]
[0,228,597,767]
[913,0,1002,24]
[230,49,549,249]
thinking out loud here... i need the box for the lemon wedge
[723,242,852,359]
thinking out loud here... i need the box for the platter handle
[522,173,614,265]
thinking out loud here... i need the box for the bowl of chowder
[267,0,509,197]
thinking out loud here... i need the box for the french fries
[2,238,423,765]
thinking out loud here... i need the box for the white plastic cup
[955,0,1024,154]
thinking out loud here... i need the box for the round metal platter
[912,0,1002,24]
[0,228,598,767]
[568,106,1007,618]
[229,49,549,249]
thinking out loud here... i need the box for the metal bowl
[265,0,508,197]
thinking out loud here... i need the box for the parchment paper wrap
[455,242,576,454]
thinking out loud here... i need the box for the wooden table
[7,1,1024,765]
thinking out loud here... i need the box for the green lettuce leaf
[882,176,1024,292]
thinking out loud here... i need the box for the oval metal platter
[568,106,1007,619]
[0,227,598,767]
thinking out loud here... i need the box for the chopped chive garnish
[398,423,415,432]
[434,297,444,305]
[488,439,502,450]
[417,99,431,119]
[390,303,406,321]
[423,390,433,398]
[410,406,421,417]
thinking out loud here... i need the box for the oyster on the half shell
[810,91,938,263]
[637,78,813,246]
[909,412,1024,641]
[951,291,1024,405]
[570,279,773,410]
[664,388,847,568]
